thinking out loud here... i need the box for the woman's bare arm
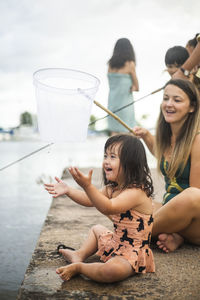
[190,134,200,188]
[133,126,155,155]
[129,61,139,91]
[173,39,200,79]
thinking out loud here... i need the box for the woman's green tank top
[160,157,190,205]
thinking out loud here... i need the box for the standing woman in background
[107,38,139,135]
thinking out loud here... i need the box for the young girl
[44,134,155,283]
[107,38,139,134]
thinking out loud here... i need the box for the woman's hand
[69,167,93,189]
[44,177,69,198]
[133,126,155,155]
[133,126,149,139]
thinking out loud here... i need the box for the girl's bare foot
[157,233,184,252]
[59,249,83,263]
[56,263,80,281]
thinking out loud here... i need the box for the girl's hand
[132,126,148,139]
[44,177,68,198]
[131,85,139,92]
[69,167,93,189]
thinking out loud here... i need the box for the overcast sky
[0,0,199,128]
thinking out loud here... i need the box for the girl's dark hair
[165,46,189,66]
[103,134,153,197]
[108,38,136,69]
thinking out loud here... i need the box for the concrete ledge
[17,168,200,299]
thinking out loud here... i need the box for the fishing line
[89,86,164,126]
[0,86,163,171]
[0,143,53,171]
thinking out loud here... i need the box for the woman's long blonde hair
[155,79,200,179]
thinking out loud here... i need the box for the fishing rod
[90,86,164,126]
[0,86,163,171]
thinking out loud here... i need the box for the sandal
[57,244,75,254]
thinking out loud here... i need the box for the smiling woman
[155,79,199,180]
[161,84,195,148]
[133,79,200,253]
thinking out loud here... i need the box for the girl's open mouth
[105,167,112,171]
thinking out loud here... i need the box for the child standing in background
[44,134,155,283]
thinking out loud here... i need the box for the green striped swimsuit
[160,157,190,205]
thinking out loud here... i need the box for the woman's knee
[186,187,200,211]
[183,187,200,203]
[176,187,200,214]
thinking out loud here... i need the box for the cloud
[0,0,200,127]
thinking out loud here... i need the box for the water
[0,135,107,300]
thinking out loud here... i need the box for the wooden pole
[94,100,135,135]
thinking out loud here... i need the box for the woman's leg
[56,256,134,283]
[59,224,109,263]
[152,187,200,252]
[153,200,162,214]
